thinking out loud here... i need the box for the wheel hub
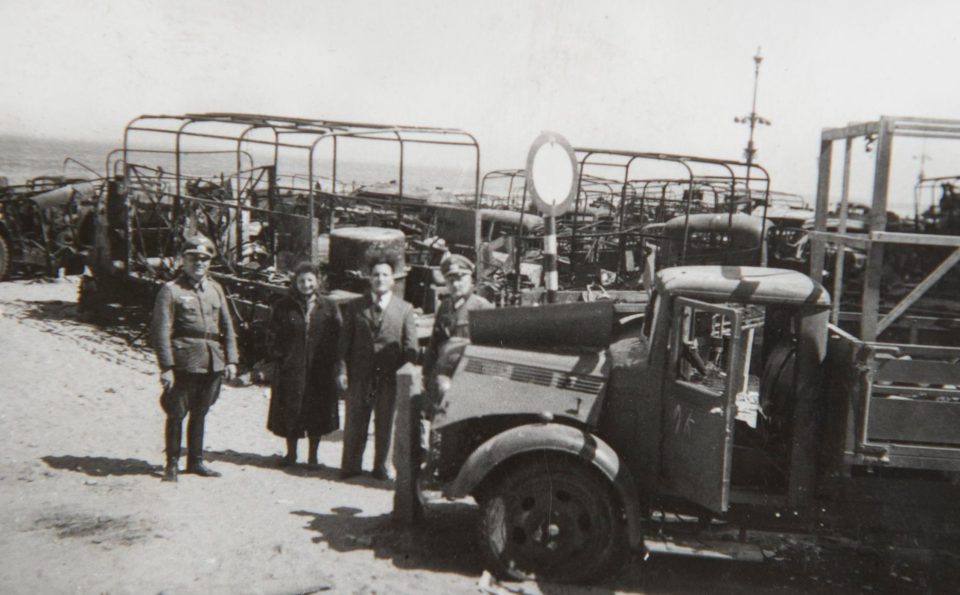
[509,486,592,565]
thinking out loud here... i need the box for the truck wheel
[0,233,10,280]
[478,454,626,583]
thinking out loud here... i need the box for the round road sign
[526,132,578,217]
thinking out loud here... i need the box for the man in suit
[151,236,238,482]
[338,252,418,480]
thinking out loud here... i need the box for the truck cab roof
[656,265,831,307]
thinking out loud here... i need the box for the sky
[2,0,960,213]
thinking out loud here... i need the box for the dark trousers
[160,371,223,462]
[341,377,396,474]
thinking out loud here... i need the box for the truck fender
[444,422,644,550]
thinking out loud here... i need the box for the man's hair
[365,246,402,274]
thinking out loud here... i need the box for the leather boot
[162,458,178,482]
[186,458,221,477]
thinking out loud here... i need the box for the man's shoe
[185,461,222,477]
[162,462,178,483]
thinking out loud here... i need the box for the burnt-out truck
[0,176,100,279]
[418,264,960,582]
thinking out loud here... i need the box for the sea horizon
[0,133,478,195]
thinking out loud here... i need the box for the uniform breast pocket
[206,300,222,319]
[176,297,200,322]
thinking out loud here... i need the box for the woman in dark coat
[267,262,343,467]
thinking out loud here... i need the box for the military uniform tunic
[423,292,493,378]
[151,274,239,373]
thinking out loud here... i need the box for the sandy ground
[0,277,957,595]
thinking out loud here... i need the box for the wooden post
[393,363,424,525]
[862,118,893,342]
[810,138,833,283]
[831,139,853,325]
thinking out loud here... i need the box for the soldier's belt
[176,330,221,341]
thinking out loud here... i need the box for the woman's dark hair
[290,262,322,292]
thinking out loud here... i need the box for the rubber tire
[478,453,626,583]
[0,233,10,280]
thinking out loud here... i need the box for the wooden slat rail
[867,399,960,445]
[867,348,960,446]
[874,358,960,387]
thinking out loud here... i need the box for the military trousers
[160,370,223,461]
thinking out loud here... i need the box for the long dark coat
[266,292,343,438]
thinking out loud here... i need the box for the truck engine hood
[432,344,610,430]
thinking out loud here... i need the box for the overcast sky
[2,0,959,212]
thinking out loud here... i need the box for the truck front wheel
[478,454,627,583]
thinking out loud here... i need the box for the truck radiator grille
[464,357,603,395]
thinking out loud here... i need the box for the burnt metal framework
[476,153,771,291]
[116,112,480,271]
[914,174,960,233]
[88,113,479,364]
[571,149,771,281]
[0,174,104,279]
[479,169,527,210]
[810,116,960,341]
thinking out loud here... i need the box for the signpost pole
[526,131,578,306]
[544,215,558,303]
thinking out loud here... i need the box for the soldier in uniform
[423,253,493,389]
[151,236,238,482]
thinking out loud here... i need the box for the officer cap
[182,236,216,259]
[441,253,474,278]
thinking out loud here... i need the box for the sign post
[526,132,578,304]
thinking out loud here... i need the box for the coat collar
[178,273,208,291]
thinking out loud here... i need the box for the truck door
[660,297,749,513]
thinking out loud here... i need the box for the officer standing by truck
[151,236,238,482]
[423,254,492,402]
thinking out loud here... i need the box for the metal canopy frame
[573,148,771,279]
[810,116,960,341]
[118,112,481,266]
[476,151,773,288]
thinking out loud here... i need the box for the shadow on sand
[206,449,392,491]
[42,455,160,478]
[290,503,626,595]
[288,500,960,595]
[292,503,483,576]
[19,299,80,322]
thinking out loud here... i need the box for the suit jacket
[151,274,239,373]
[339,293,418,400]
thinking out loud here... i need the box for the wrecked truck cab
[427,300,644,582]
[429,301,648,488]
[423,265,835,582]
